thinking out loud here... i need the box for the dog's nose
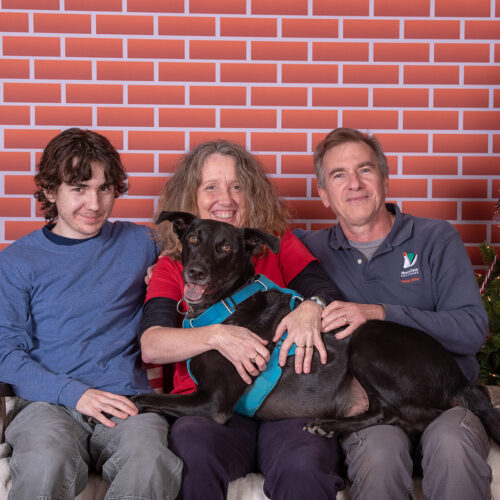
[187,266,206,282]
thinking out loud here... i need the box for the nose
[218,186,233,205]
[85,189,100,210]
[187,265,206,282]
[346,171,362,190]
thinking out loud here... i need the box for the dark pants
[169,415,344,500]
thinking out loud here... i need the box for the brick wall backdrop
[0,0,499,266]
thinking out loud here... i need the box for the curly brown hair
[156,140,290,259]
[34,128,127,221]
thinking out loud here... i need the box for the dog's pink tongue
[184,283,205,302]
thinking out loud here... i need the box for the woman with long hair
[139,140,344,500]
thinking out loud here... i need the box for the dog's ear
[156,211,197,239]
[243,228,280,254]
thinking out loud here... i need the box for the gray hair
[313,128,389,188]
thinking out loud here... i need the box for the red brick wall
[1,0,499,265]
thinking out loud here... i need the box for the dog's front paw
[304,419,336,438]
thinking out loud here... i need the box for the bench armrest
[486,385,500,408]
[0,382,14,444]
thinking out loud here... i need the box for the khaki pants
[342,406,492,500]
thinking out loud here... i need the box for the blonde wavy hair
[156,140,290,259]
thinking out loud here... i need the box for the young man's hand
[76,388,138,428]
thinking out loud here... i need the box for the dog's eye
[221,243,232,252]
[188,235,198,244]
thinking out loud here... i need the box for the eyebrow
[326,161,377,176]
[68,181,113,188]
[200,178,239,186]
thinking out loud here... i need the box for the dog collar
[183,275,303,418]
[182,274,303,328]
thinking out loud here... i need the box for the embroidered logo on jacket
[403,252,418,268]
[401,252,420,283]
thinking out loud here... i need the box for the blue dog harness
[183,274,303,417]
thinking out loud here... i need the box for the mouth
[211,210,237,220]
[346,195,368,203]
[79,213,102,223]
[183,282,216,304]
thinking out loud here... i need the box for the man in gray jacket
[297,127,490,500]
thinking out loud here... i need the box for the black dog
[133,211,500,444]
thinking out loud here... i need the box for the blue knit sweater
[0,221,157,409]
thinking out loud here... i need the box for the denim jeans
[6,399,182,500]
[341,406,491,500]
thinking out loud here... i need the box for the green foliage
[476,242,500,386]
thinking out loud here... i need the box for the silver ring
[296,345,306,349]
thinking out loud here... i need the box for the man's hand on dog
[210,324,270,384]
[76,388,139,428]
[274,300,326,374]
[321,300,386,339]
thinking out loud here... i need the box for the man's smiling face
[318,141,389,233]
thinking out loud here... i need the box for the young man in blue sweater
[0,128,181,499]
[296,128,490,500]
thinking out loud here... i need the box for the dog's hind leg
[304,402,392,438]
[304,397,446,438]
[344,376,369,416]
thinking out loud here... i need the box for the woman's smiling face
[196,153,247,228]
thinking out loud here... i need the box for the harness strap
[233,334,295,417]
[183,275,303,417]
[183,275,302,329]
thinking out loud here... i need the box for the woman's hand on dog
[209,324,270,384]
[321,300,386,339]
[273,300,326,374]
[76,388,139,428]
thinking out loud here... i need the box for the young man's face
[317,141,389,232]
[44,162,116,239]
